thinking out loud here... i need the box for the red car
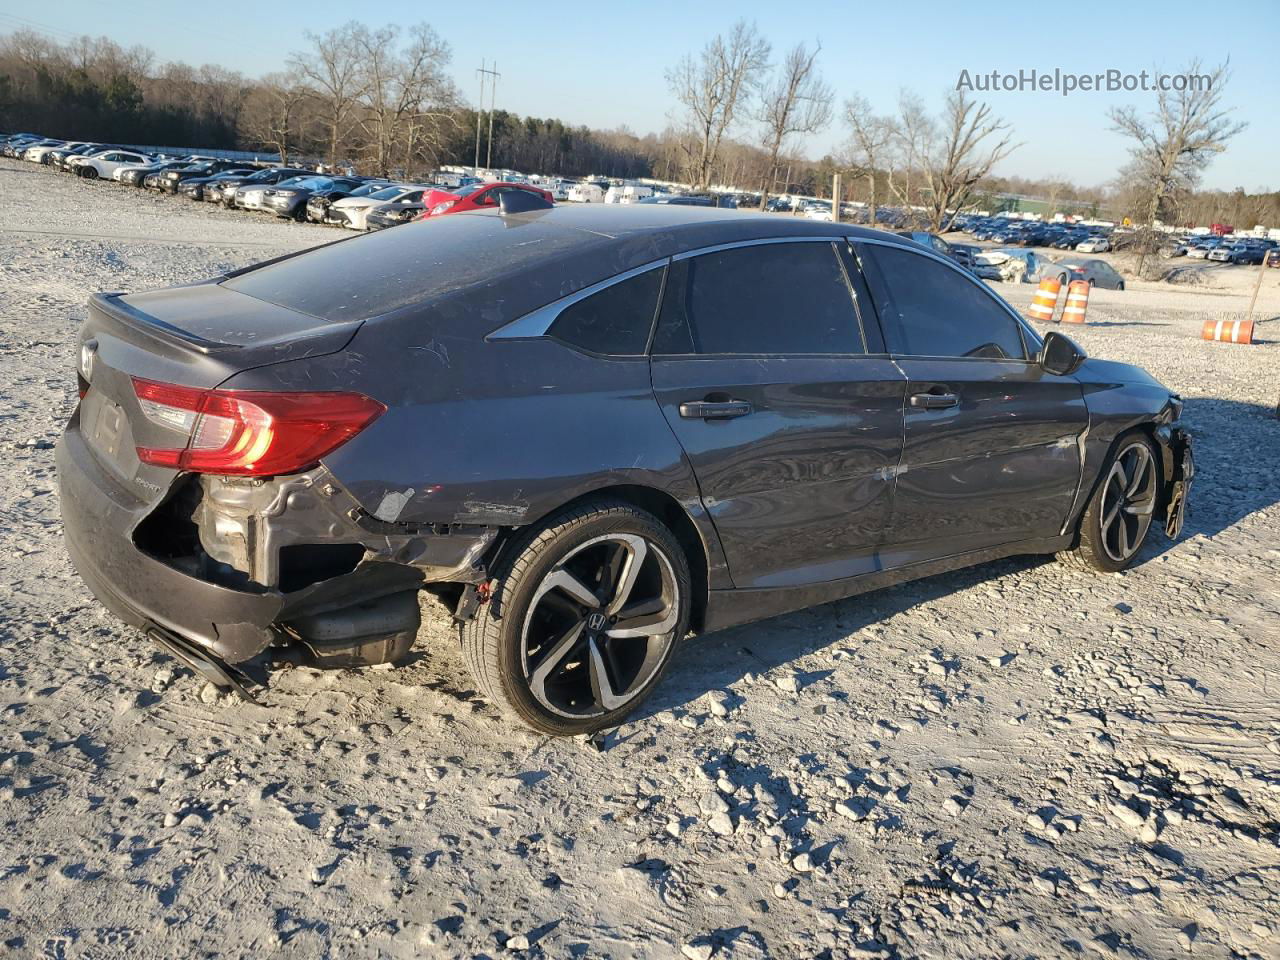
[417,181,554,219]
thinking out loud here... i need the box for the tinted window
[863,244,1027,360]
[651,242,863,356]
[548,268,664,356]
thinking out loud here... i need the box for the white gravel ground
[1,157,1278,960]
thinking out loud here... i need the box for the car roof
[441,203,911,252]
[222,205,931,325]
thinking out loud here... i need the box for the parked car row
[954,215,1116,253]
[3,132,561,230]
[1167,234,1277,264]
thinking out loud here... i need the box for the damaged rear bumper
[57,421,495,670]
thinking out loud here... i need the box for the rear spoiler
[91,291,221,354]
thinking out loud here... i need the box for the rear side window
[222,211,606,321]
[651,242,863,356]
[548,268,664,356]
[861,244,1027,360]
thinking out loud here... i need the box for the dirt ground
[1,158,1278,960]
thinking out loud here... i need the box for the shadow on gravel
[641,395,1280,718]
[643,554,1048,720]
[1178,397,1280,540]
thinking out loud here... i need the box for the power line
[0,12,84,43]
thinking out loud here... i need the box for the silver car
[1054,257,1125,290]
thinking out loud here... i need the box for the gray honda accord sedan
[57,204,1193,734]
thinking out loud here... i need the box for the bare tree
[243,71,310,163]
[354,23,457,177]
[843,94,896,227]
[1042,177,1071,219]
[289,23,367,168]
[1110,60,1245,272]
[919,89,1017,232]
[666,20,770,189]
[885,91,931,214]
[757,42,831,209]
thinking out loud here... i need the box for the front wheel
[462,499,691,735]
[81,167,98,180]
[1059,434,1159,572]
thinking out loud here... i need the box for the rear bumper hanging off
[57,421,496,670]
[1162,426,1194,540]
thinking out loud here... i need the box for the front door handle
[909,392,959,410]
[679,399,753,420]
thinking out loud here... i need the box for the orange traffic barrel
[1061,280,1090,324]
[1027,277,1061,322]
[1201,318,1255,344]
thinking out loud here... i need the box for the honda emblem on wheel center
[587,612,606,631]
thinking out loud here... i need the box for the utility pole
[473,60,487,170]
[485,62,500,171]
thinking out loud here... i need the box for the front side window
[547,268,664,356]
[651,242,863,356]
[862,244,1027,361]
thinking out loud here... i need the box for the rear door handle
[679,400,753,420]
[909,392,959,410]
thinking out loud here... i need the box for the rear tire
[82,167,98,180]
[462,499,691,735]
[1058,433,1159,573]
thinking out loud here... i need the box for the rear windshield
[222,212,599,321]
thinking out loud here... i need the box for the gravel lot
[1,157,1278,960]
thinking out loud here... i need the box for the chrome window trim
[486,258,669,341]
[855,236,1044,358]
[670,234,848,261]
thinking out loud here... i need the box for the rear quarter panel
[220,316,706,535]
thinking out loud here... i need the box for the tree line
[0,25,1261,231]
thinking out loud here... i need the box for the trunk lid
[76,283,361,497]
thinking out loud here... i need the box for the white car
[330,185,431,230]
[604,184,654,204]
[566,183,605,203]
[1075,237,1110,253]
[69,149,152,180]
[23,140,72,163]
[972,248,1054,284]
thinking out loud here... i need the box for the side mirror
[1039,330,1086,376]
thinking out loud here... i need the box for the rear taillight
[131,378,384,476]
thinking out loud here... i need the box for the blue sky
[4,0,1273,191]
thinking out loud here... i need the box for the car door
[855,239,1088,566]
[649,239,906,590]
[93,152,120,175]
